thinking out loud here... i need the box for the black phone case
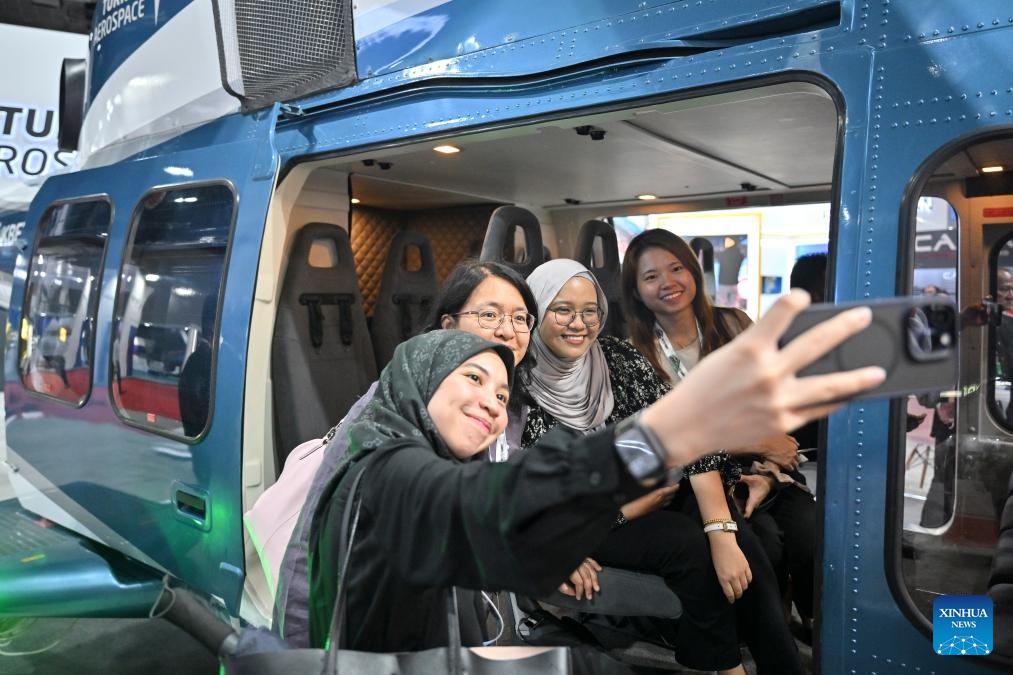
[778,296,958,400]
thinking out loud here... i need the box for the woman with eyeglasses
[271,259,540,646]
[520,259,803,675]
[431,260,538,462]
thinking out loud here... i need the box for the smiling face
[441,275,531,366]
[426,350,511,460]
[537,276,602,360]
[634,247,697,321]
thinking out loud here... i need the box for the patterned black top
[521,335,735,482]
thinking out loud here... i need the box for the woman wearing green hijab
[306,291,887,656]
[308,328,642,651]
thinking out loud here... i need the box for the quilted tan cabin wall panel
[408,205,497,283]
[351,205,497,316]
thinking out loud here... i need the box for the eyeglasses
[548,307,602,327]
[452,310,536,332]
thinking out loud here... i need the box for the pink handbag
[244,432,330,609]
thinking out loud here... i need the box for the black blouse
[522,335,733,481]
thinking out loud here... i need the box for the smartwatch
[613,413,681,487]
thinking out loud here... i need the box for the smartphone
[778,296,958,400]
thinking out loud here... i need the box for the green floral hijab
[347,329,516,462]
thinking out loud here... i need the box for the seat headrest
[574,219,620,271]
[479,205,546,277]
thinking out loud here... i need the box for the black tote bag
[224,464,626,675]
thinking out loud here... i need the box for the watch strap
[615,412,683,483]
[703,520,739,533]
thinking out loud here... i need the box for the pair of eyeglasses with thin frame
[548,307,602,327]
[451,310,536,332]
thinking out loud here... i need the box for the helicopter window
[901,196,959,537]
[19,198,112,406]
[110,184,235,439]
[897,136,1013,663]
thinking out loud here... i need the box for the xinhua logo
[933,595,992,656]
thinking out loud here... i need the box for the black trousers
[748,484,817,620]
[592,495,803,674]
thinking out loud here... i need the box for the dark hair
[789,253,827,302]
[621,230,742,381]
[688,237,714,273]
[423,259,537,400]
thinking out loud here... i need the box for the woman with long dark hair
[622,228,817,632]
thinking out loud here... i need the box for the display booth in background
[0,24,87,208]
[626,203,832,320]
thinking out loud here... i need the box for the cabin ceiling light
[350,198,360,204]
[637,194,658,201]
[982,165,1004,173]
[433,145,461,154]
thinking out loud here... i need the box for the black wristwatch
[613,413,680,487]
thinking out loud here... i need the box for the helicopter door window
[110,184,235,439]
[19,198,112,406]
[897,136,1013,663]
[902,195,959,538]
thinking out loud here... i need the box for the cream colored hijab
[526,259,615,431]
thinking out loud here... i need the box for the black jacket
[309,424,643,651]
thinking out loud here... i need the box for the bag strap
[323,461,368,673]
[446,588,463,671]
[320,458,467,675]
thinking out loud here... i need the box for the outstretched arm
[641,290,884,468]
[364,426,641,597]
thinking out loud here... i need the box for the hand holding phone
[640,291,885,468]
[778,296,958,400]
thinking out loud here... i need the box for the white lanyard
[492,433,510,463]
[654,320,702,381]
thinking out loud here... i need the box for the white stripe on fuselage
[80,0,459,167]
[79,0,239,169]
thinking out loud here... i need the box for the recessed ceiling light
[350,197,360,204]
[433,145,461,154]
[637,194,658,201]
[982,165,1004,173]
